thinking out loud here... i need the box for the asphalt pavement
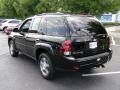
[0,32,120,90]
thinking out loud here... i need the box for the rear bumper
[53,50,112,70]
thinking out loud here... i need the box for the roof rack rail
[35,12,93,17]
[36,12,65,16]
[79,15,93,17]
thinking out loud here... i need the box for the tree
[60,0,120,15]
[13,0,39,19]
[0,0,120,18]
[0,0,17,18]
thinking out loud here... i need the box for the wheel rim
[40,57,50,76]
[9,42,14,55]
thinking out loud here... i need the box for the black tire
[9,40,19,57]
[3,27,7,32]
[39,53,55,80]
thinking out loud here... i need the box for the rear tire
[9,40,19,57]
[38,53,55,80]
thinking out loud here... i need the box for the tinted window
[46,17,67,36]
[67,16,107,36]
[31,17,41,31]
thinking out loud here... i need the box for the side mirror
[76,28,80,31]
[20,32,25,35]
[22,28,29,32]
[13,28,19,32]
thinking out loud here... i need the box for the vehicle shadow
[51,70,106,89]
[16,54,106,89]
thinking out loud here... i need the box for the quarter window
[46,17,67,36]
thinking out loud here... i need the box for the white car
[0,19,22,31]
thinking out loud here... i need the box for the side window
[46,17,67,36]
[20,20,32,32]
[8,20,20,24]
[31,17,41,32]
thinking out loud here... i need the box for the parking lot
[0,31,120,90]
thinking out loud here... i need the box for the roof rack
[35,12,93,17]
[36,12,65,16]
[78,15,93,17]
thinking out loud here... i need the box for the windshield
[8,20,21,24]
[0,19,7,23]
[67,16,107,36]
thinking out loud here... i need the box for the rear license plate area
[89,42,97,49]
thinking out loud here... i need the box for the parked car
[8,13,112,80]
[0,19,22,31]
[5,23,22,35]
[4,26,14,35]
[0,19,4,23]
[0,19,7,31]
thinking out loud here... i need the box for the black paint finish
[8,13,112,70]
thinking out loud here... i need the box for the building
[100,11,120,23]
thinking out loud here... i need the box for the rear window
[46,17,68,36]
[67,16,107,36]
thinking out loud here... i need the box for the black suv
[8,13,112,79]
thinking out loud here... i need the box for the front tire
[3,27,7,32]
[39,53,55,80]
[9,40,19,57]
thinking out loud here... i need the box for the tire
[39,53,55,80]
[3,27,7,32]
[9,40,19,57]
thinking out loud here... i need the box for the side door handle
[25,36,39,42]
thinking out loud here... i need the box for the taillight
[60,40,72,55]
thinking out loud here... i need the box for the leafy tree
[13,0,39,19]
[53,0,120,16]
[0,0,120,18]
[0,0,17,18]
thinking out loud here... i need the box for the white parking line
[82,71,120,77]
[111,36,116,45]
[110,36,120,46]
[114,45,120,47]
